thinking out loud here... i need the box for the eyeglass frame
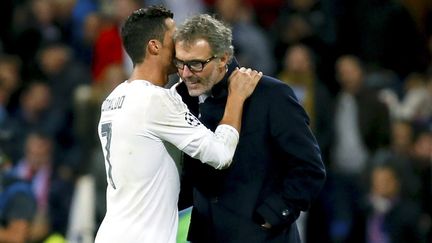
[173,55,218,72]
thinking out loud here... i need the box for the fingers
[238,67,253,74]
[231,67,261,77]
[239,67,262,83]
[233,66,262,83]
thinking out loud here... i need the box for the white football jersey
[95,80,239,243]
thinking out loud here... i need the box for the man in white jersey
[94,6,262,243]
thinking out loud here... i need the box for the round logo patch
[185,112,201,127]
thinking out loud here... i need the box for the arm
[150,68,261,169]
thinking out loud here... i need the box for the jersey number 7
[101,122,117,189]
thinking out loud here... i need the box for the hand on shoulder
[228,67,262,100]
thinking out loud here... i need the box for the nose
[180,65,194,78]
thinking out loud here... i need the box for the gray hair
[174,14,234,62]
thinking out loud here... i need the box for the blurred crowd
[0,0,431,242]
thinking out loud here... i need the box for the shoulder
[121,80,171,103]
[248,75,309,120]
[0,180,35,205]
[258,75,295,93]
[145,83,188,114]
[254,75,298,102]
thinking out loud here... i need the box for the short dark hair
[121,6,173,65]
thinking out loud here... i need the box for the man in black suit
[174,14,326,243]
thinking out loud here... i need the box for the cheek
[199,75,214,89]
[207,69,220,86]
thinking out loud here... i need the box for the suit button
[281,209,290,217]
[210,197,218,203]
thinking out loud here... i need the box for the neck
[129,61,168,87]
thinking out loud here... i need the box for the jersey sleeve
[145,88,239,169]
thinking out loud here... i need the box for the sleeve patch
[185,112,201,127]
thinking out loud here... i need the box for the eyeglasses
[173,55,218,72]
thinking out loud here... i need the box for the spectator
[310,55,391,243]
[11,131,74,241]
[330,55,391,179]
[0,150,37,243]
[278,44,333,161]
[214,0,276,75]
[362,163,426,243]
[380,72,432,123]
[7,81,56,162]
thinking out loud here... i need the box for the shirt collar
[209,58,240,100]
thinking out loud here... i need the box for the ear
[148,40,161,55]
[218,53,230,68]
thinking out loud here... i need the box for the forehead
[175,39,212,60]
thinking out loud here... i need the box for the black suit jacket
[178,60,326,243]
